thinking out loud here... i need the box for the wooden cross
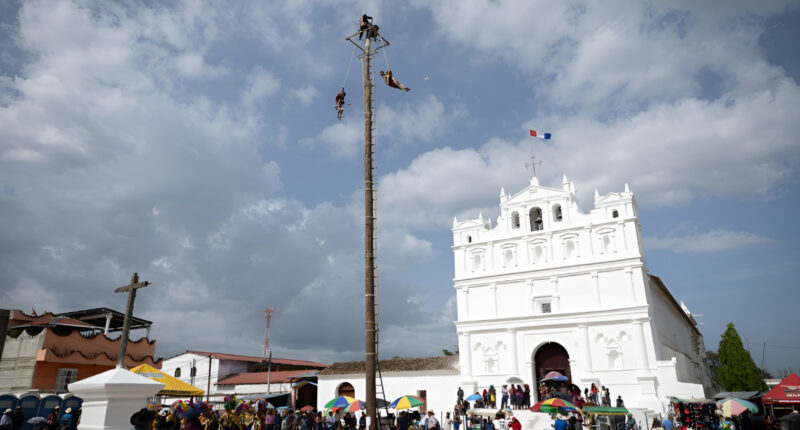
[114,272,151,368]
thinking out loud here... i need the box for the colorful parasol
[717,398,758,417]
[299,405,315,413]
[389,395,425,410]
[530,398,580,414]
[341,401,365,413]
[465,394,482,402]
[540,371,569,382]
[324,396,357,409]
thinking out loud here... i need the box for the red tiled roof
[185,350,327,368]
[216,369,315,385]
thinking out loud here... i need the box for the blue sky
[0,1,798,377]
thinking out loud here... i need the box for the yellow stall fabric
[130,364,205,396]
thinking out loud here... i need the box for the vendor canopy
[129,364,204,396]
[763,373,800,404]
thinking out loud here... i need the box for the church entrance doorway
[533,342,571,401]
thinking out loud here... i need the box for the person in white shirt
[426,411,439,430]
[495,416,507,430]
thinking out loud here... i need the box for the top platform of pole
[345,25,390,56]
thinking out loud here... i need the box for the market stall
[763,373,800,419]
[669,397,720,430]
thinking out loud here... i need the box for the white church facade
[452,175,713,413]
[318,175,712,419]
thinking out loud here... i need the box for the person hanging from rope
[358,14,373,40]
[335,87,346,120]
[380,70,410,92]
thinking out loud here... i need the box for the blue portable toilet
[38,395,62,424]
[0,394,18,413]
[18,393,40,430]
[60,395,82,422]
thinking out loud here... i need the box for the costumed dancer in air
[380,70,410,92]
[335,88,346,120]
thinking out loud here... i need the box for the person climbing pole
[380,70,410,92]
[358,14,373,40]
[335,88,346,120]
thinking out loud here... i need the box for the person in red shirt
[509,417,521,430]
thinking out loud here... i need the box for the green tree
[717,323,767,391]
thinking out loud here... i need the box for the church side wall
[646,280,708,388]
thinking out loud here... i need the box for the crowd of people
[0,405,79,430]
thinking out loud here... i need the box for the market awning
[582,406,629,415]
[129,364,204,396]
[763,373,800,404]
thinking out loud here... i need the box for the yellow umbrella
[130,364,205,396]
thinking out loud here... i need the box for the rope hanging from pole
[343,47,356,88]
[382,47,390,71]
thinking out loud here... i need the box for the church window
[541,302,551,314]
[608,350,621,369]
[511,211,520,229]
[190,366,197,377]
[174,368,181,378]
[467,235,472,243]
[553,204,563,222]
[612,210,619,218]
[484,348,499,374]
[504,249,514,267]
[602,235,611,253]
[534,245,544,263]
[565,240,576,258]
[471,253,483,272]
[529,207,543,231]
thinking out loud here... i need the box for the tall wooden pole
[362,35,377,430]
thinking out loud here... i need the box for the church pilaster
[591,271,601,308]
[458,330,473,379]
[578,324,592,373]
[625,267,636,304]
[632,319,650,369]
[490,284,498,318]
[550,277,560,312]
[506,328,518,376]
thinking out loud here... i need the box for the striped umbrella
[342,401,365,413]
[389,395,425,410]
[324,396,357,409]
[530,398,580,414]
[718,398,758,417]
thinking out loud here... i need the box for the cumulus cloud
[644,229,771,253]
[379,95,466,150]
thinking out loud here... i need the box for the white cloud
[290,85,319,107]
[644,229,771,253]
[243,67,281,108]
[379,95,465,150]
[309,119,362,158]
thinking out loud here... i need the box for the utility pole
[265,308,274,393]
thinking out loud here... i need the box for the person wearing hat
[1,409,13,430]
[60,408,73,430]
[425,411,439,430]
